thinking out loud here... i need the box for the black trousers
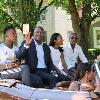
[34,68,58,89]
[57,74,71,82]
[67,66,77,80]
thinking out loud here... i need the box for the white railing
[94,59,100,79]
[0,83,91,100]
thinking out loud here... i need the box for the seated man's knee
[31,74,43,88]
[49,75,57,82]
[20,64,30,71]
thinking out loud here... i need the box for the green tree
[0,0,54,31]
[48,0,100,57]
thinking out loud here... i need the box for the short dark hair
[34,26,44,32]
[4,25,15,34]
[69,32,77,38]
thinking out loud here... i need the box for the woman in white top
[49,33,71,82]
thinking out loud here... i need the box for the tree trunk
[68,0,81,39]
[67,0,92,58]
[19,0,24,25]
[79,22,90,58]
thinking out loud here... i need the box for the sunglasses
[70,37,78,40]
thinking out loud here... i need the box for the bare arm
[0,63,18,71]
[0,64,7,71]
[60,52,68,73]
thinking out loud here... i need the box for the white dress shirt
[34,40,47,69]
[49,46,67,75]
[63,43,88,69]
[49,46,63,70]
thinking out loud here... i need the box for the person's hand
[14,59,21,66]
[56,81,70,91]
[80,83,95,92]
[62,68,68,75]
[25,32,32,46]
[6,63,18,69]
[64,67,68,72]
[69,67,77,73]
[89,91,99,99]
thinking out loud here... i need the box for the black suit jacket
[16,39,54,73]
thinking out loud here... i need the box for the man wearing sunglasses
[63,33,88,79]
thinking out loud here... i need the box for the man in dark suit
[16,26,57,89]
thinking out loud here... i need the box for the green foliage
[48,0,68,10]
[0,1,20,28]
[88,49,100,63]
[0,0,54,33]
[49,0,100,21]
